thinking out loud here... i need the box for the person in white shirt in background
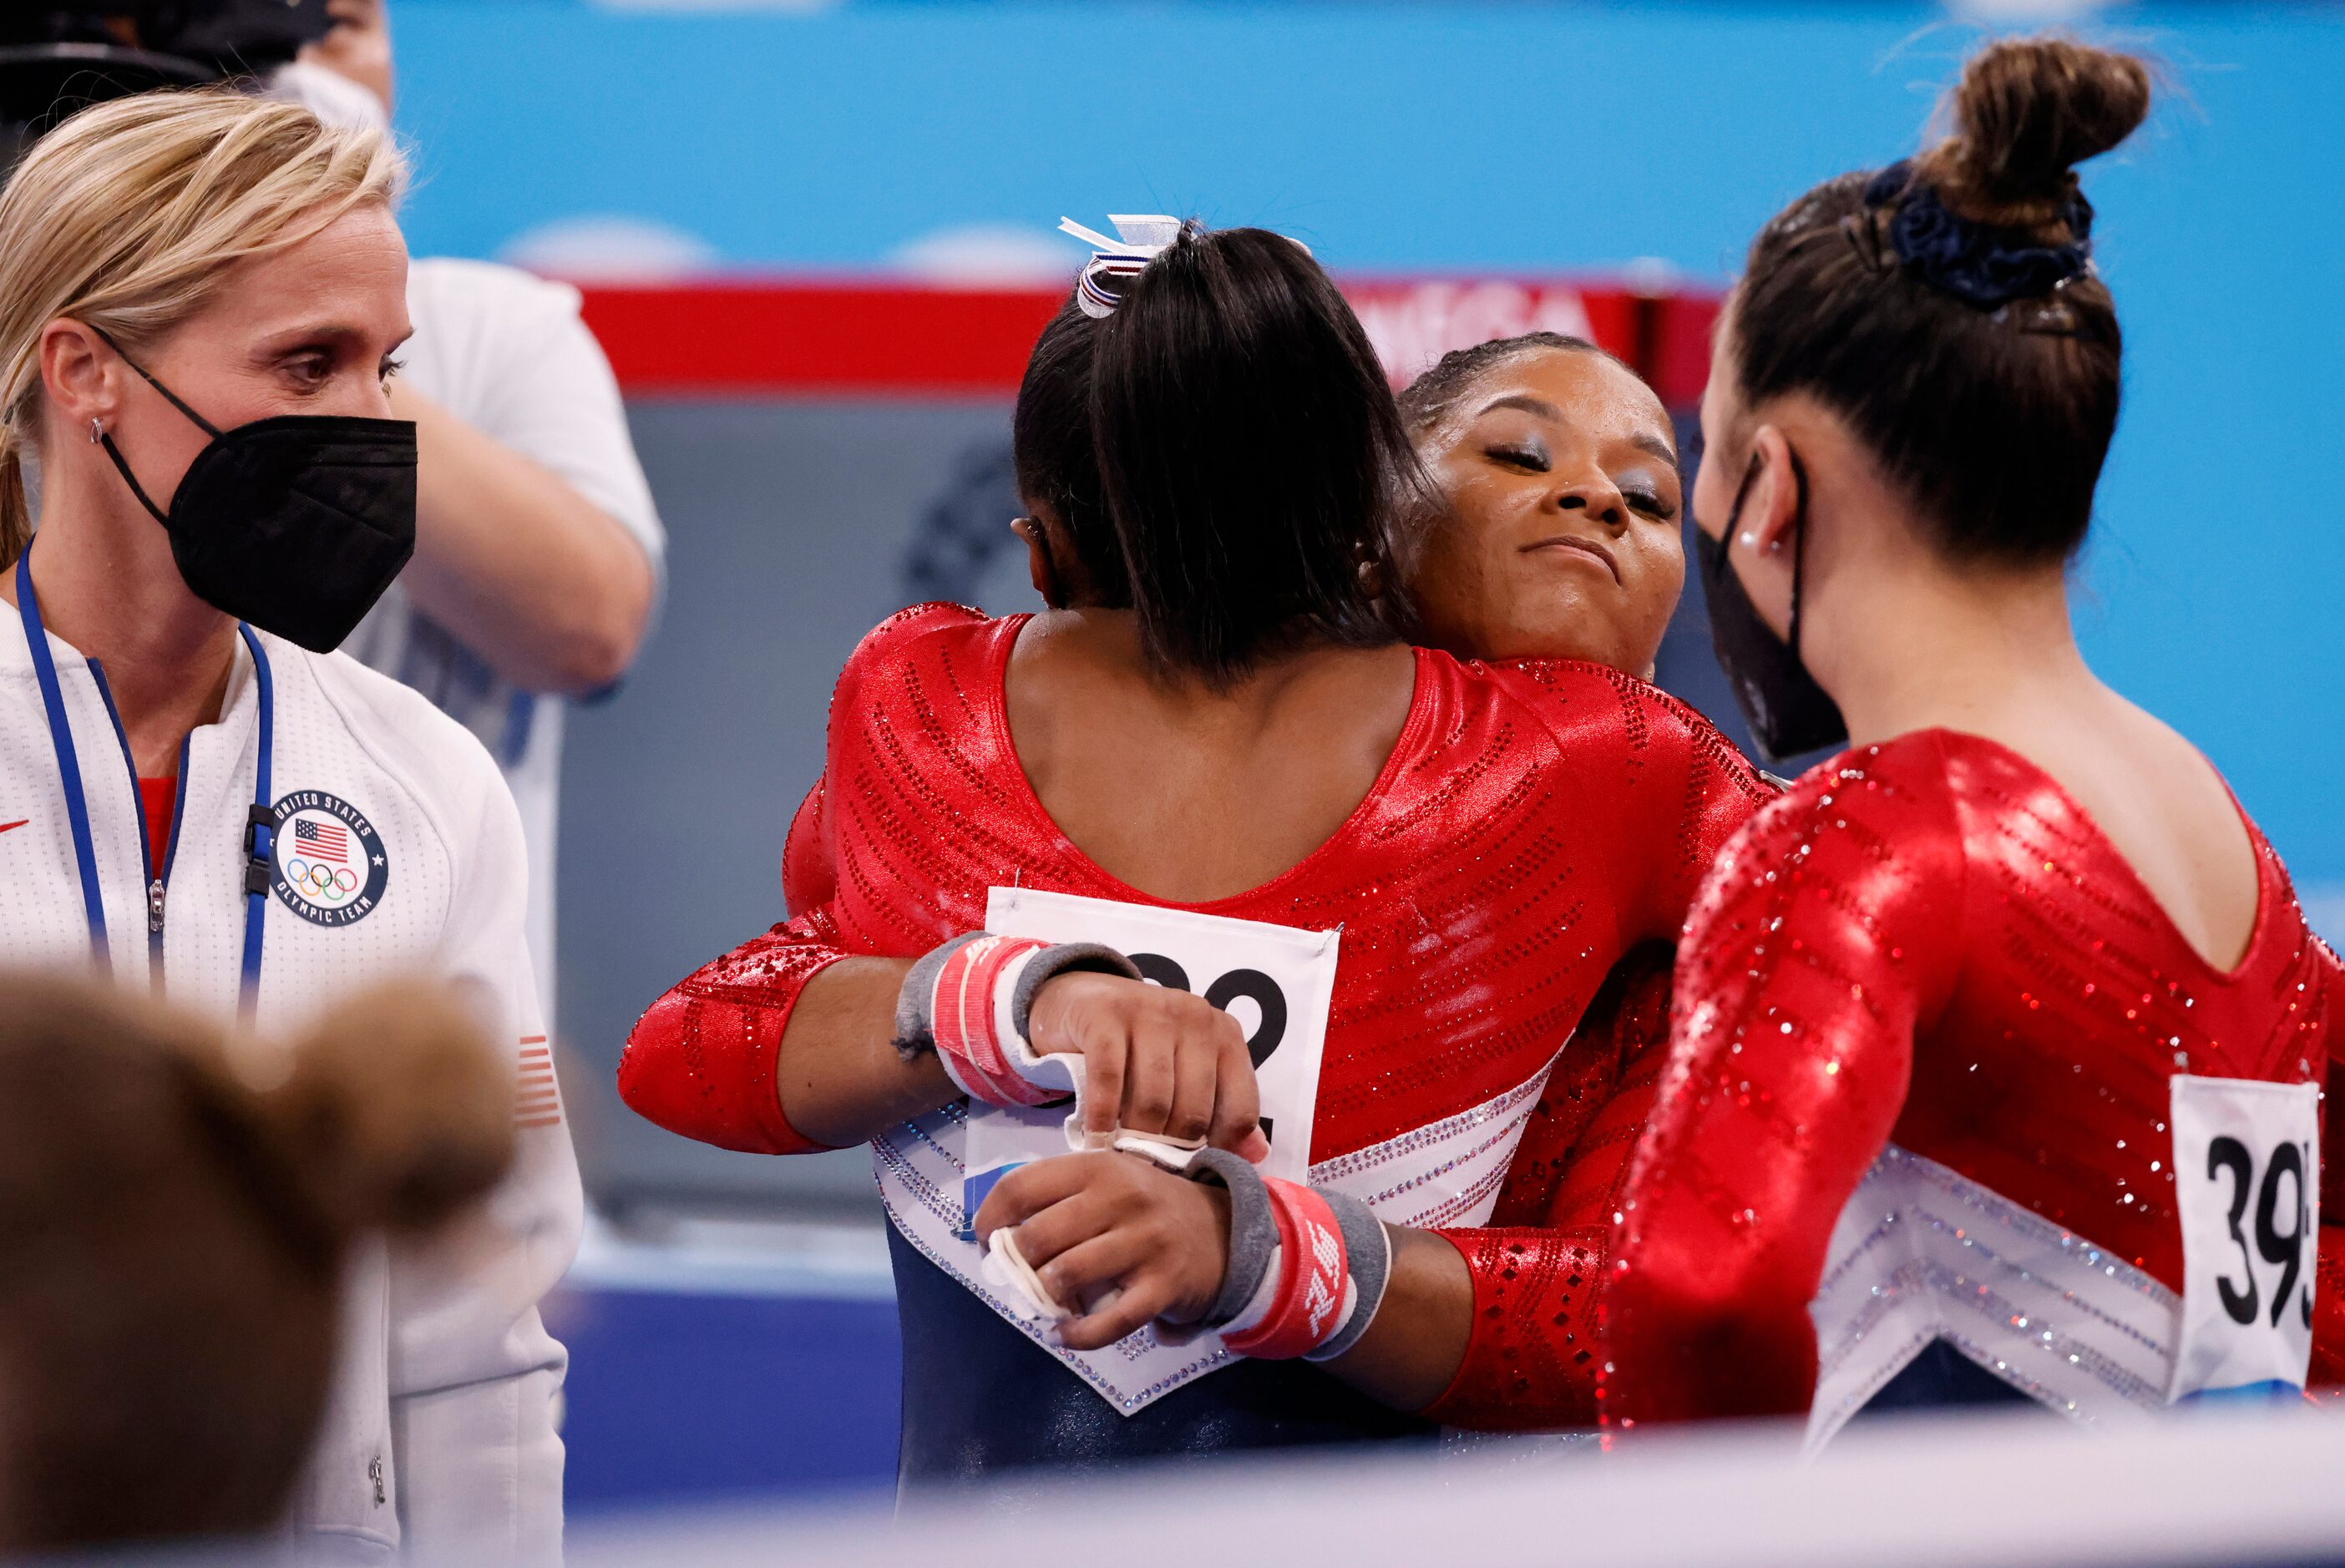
[281,0,667,1032]
[0,89,579,1564]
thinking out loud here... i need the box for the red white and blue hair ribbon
[1059,214,1185,319]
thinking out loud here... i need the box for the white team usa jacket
[0,605,583,1565]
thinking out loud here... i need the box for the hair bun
[1928,37,2150,229]
[253,981,516,1238]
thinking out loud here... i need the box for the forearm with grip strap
[1186,1147,1391,1363]
[894,933,1143,1108]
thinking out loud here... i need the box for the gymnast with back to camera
[785,315,1719,1433]
[622,227,1770,1479]
[1603,38,2345,1434]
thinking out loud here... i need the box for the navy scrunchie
[1862,160,2093,310]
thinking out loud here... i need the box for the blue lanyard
[16,548,273,1020]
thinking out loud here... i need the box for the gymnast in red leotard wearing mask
[1604,38,2345,1439]
[621,226,1770,1483]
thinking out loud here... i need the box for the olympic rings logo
[283,856,360,900]
[266,794,387,927]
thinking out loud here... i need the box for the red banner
[578,276,1719,408]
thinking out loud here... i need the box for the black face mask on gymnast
[1694,448,1849,764]
[90,327,417,654]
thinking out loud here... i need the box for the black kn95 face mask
[90,325,415,653]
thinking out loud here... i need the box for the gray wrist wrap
[1305,1189,1390,1363]
[1190,1148,1278,1326]
[889,934,1142,1063]
[891,933,984,1060]
[1186,1148,1393,1358]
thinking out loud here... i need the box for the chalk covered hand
[973,1151,1229,1348]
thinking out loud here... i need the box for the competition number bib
[2169,1075,2321,1404]
[962,887,1340,1234]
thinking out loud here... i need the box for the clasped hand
[974,1150,1233,1351]
[1025,969,1269,1160]
[975,969,1266,1349]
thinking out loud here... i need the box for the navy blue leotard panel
[889,1225,1436,1486]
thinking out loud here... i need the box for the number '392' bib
[965,888,1339,1204]
[2170,1074,2321,1403]
[872,888,1340,1413]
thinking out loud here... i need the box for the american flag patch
[516,1036,561,1130]
[294,817,348,863]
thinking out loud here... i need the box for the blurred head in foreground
[0,973,512,1553]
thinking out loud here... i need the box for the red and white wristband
[894,933,1142,1110]
[1186,1148,1390,1363]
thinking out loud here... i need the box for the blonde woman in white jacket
[0,91,580,1564]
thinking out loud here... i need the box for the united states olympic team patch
[269,791,388,926]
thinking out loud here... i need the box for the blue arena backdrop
[370,0,2345,1211]
[387,0,2345,880]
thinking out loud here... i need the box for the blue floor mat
[551,1287,901,1514]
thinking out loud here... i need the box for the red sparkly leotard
[622,604,1772,1444]
[780,728,1686,1433]
[1607,731,2345,1430]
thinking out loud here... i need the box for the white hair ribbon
[1059,214,1184,318]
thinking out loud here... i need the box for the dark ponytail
[1730,36,2151,565]
[1090,225,1412,684]
[1012,297,1129,606]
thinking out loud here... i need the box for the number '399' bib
[2170,1075,2321,1403]
[1808,1073,2322,1445]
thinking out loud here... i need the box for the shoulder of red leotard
[1690,731,1966,948]
[1476,655,1772,802]
[828,602,1003,714]
[781,776,831,918]
[796,604,1000,892]
[1732,730,1959,848]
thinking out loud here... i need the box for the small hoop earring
[87,417,103,445]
